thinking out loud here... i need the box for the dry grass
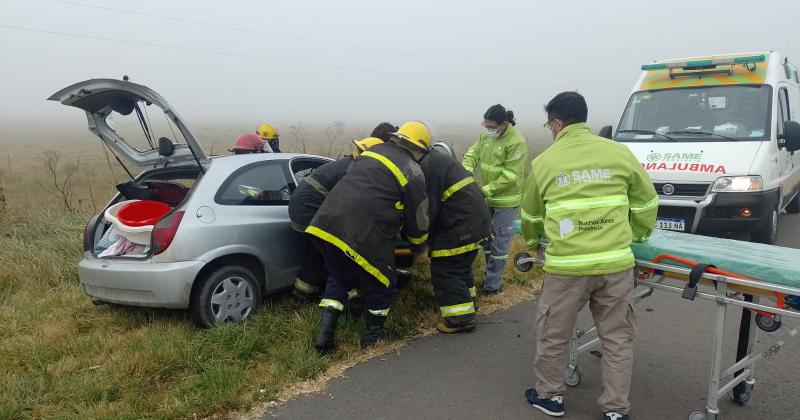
[0,123,544,419]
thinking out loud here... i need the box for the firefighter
[462,104,528,295]
[421,141,491,333]
[307,122,431,351]
[288,137,385,301]
[229,133,272,154]
[257,123,281,152]
[521,92,657,420]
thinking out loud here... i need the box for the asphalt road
[270,214,800,420]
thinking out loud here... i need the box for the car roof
[207,152,332,171]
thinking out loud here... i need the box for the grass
[0,206,541,419]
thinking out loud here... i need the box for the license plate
[656,218,685,231]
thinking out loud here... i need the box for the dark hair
[370,122,398,142]
[544,92,588,125]
[483,104,516,126]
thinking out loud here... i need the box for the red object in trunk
[152,211,184,255]
[117,200,171,227]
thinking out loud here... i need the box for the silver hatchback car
[50,79,331,327]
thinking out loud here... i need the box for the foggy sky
[2,0,799,132]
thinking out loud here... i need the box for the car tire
[786,191,800,214]
[189,265,262,329]
[751,207,778,245]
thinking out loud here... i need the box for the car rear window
[215,161,292,206]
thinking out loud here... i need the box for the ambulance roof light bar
[641,54,766,71]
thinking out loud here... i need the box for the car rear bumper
[78,254,205,308]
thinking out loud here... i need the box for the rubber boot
[360,313,389,348]
[436,315,477,334]
[313,308,341,353]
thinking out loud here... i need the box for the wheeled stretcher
[513,229,800,420]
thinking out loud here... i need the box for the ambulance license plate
[656,218,685,231]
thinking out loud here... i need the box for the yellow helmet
[352,137,384,157]
[393,121,431,151]
[257,123,278,140]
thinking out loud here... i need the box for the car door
[210,158,304,292]
[777,86,796,205]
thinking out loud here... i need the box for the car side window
[215,161,292,206]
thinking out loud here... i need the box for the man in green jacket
[520,92,657,420]
[462,104,528,295]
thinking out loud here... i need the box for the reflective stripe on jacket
[520,123,658,276]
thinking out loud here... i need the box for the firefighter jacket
[268,138,281,153]
[520,123,658,276]
[462,124,528,208]
[307,142,429,287]
[421,149,492,258]
[288,157,353,231]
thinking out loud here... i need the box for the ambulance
[611,52,800,244]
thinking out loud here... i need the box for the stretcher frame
[514,250,800,420]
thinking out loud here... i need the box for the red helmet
[230,133,266,154]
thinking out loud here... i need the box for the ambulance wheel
[755,314,781,332]
[514,252,533,273]
[688,411,707,420]
[564,367,581,387]
[751,208,777,245]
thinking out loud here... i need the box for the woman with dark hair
[462,104,528,295]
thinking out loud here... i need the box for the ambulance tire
[786,191,800,214]
[751,208,777,245]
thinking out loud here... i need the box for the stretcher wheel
[731,390,750,405]
[755,314,782,332]
[514,252,533,273]
[564,367,581,387]
[688,411,707,420]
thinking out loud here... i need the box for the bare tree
[323,121,345,158]
[39,150,79,211]
[288,122,309,154]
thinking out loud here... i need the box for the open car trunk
[86,166,203,259]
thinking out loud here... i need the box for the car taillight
[152,211,185,255]
[83,221,92,252]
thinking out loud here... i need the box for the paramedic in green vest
[520,92,657,420]
[462,104,528,295]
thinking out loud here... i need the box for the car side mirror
[598,125,613,139]
[781,121,800,152]
[158,137,175,157]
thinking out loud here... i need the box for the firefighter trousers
[317,240,397,316]
[534,269,636,415]
[430,249,478,326]
[294,234,327,296]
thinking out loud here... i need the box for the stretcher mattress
[630,230,800,289]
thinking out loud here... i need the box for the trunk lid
[48,78,208,169]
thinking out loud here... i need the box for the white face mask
[486,128,499,138]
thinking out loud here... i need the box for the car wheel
[786,192,800,214]
[190,265,262,328]
[751,207,777,245]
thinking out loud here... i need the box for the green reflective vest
[462,125,528,208]
[520,123,658,276]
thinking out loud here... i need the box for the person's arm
[461,137,481,173]
[520,163,545,249]
[481,140,527,198]
[403,168,430,255]
[626,149,658,241]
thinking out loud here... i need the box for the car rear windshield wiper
[616,129,676,142]
[666,130,739,142]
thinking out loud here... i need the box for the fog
[1,0,799,133]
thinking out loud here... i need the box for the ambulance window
[777,88,790,136]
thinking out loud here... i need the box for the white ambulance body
[613,52,800,243]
